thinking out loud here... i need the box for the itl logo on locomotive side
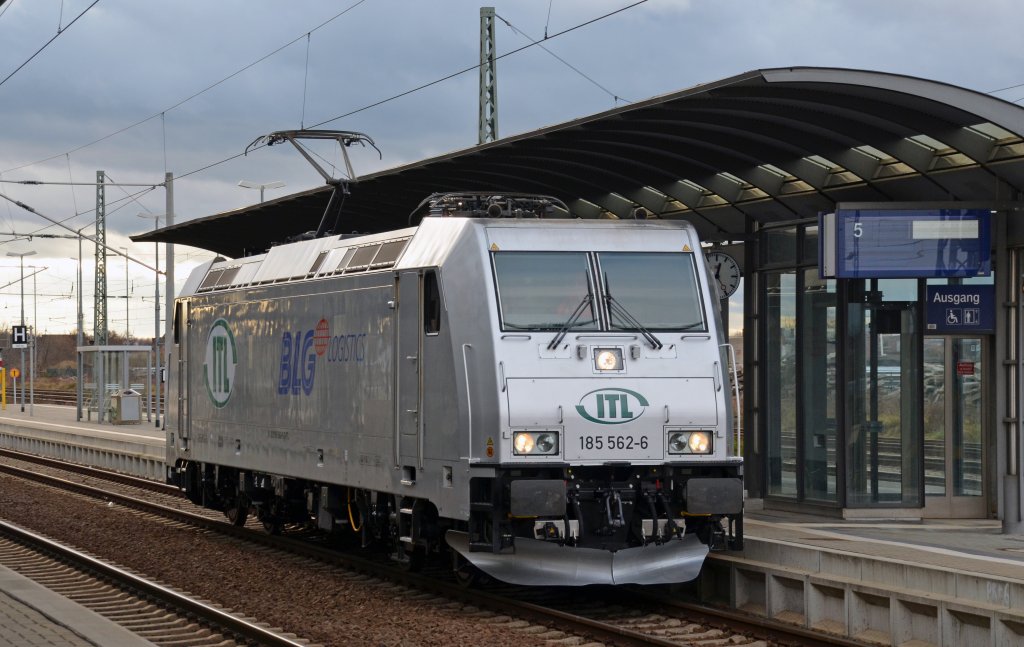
[575,388,649,424]
[204,319,238,408]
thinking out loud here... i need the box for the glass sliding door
[802,270,838,502]
[953,338,984,499]
[846,279,923,507]
[923,336,987,517]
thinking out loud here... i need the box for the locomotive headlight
[594,347,623,371]
[514,432,534,454]
[688,431,711,453]
[535,433,557,453]
[513,431,560,456]
[667,430,713,455]
[668,433,688,454]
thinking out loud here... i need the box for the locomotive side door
[174,299,191,442]
[395,270,423,476]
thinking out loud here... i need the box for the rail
[0,518,310,647]
[2,452,859,647]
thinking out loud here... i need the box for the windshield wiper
[547,294,594,350]
[603,273,662,349]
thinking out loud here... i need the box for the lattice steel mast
[479,7,498,144]
[94,170,107,345]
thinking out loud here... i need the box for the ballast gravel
[0,475,570,647]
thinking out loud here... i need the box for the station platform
[1,404,1023,644]
[0,402,165,480]
[699,508,1024,645]
[0,564,155,647]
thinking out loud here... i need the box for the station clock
[706,251,741,299]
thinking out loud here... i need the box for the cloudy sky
[1,0,1022,337]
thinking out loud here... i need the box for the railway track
[0,450,868,647]
[0,520,314,647]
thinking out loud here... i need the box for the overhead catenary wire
[0,180,159,243]
[0,190,162,273]
[308,0,648,129]
[301,33,312,129]
[6,0,647,178]
[495,12,630,105]
[175,2,650,184]
[2,0,371,175]
[0,0,99,90]
[3,0,650,218]
[6,0,648,197]
[12,186,158,243]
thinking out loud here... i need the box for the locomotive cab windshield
[493,250,707,338]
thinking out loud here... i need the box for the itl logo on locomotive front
[204,319,238,408]
[575,388,649,424]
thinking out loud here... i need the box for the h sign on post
[11,325,27,349]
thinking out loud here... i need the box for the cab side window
[424,271,441,334]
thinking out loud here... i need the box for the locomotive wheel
[257,496,288,534]
[224,496,249,527]
[451,552,487,587]
[398,545,426,572]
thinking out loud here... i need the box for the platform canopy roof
[133,66,1024,259]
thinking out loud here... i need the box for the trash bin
[110,389,142,425]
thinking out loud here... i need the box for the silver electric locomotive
[167,194,743,586]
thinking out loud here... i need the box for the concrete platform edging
[0,426,165,480]
[0,565,156,647]
[698,537,1024,647]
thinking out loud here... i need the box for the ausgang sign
[925,285,994,334]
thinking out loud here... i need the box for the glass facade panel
[755,221,989,513]
[803,226,819,265]
[846,279,923,506]
[802,270,837,501]
[766,272,797,496]
[762,227,798,266]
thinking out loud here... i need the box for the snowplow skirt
[446,531,709,586]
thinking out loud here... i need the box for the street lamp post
[120,246,130,342]
[31,266,36,415]
[238,180,285,203]
[137,213,162,427]
[7,250,36,413]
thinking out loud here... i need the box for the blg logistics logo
[575,388,648,425]
[278,317,367,396]
[204,318,238,408]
